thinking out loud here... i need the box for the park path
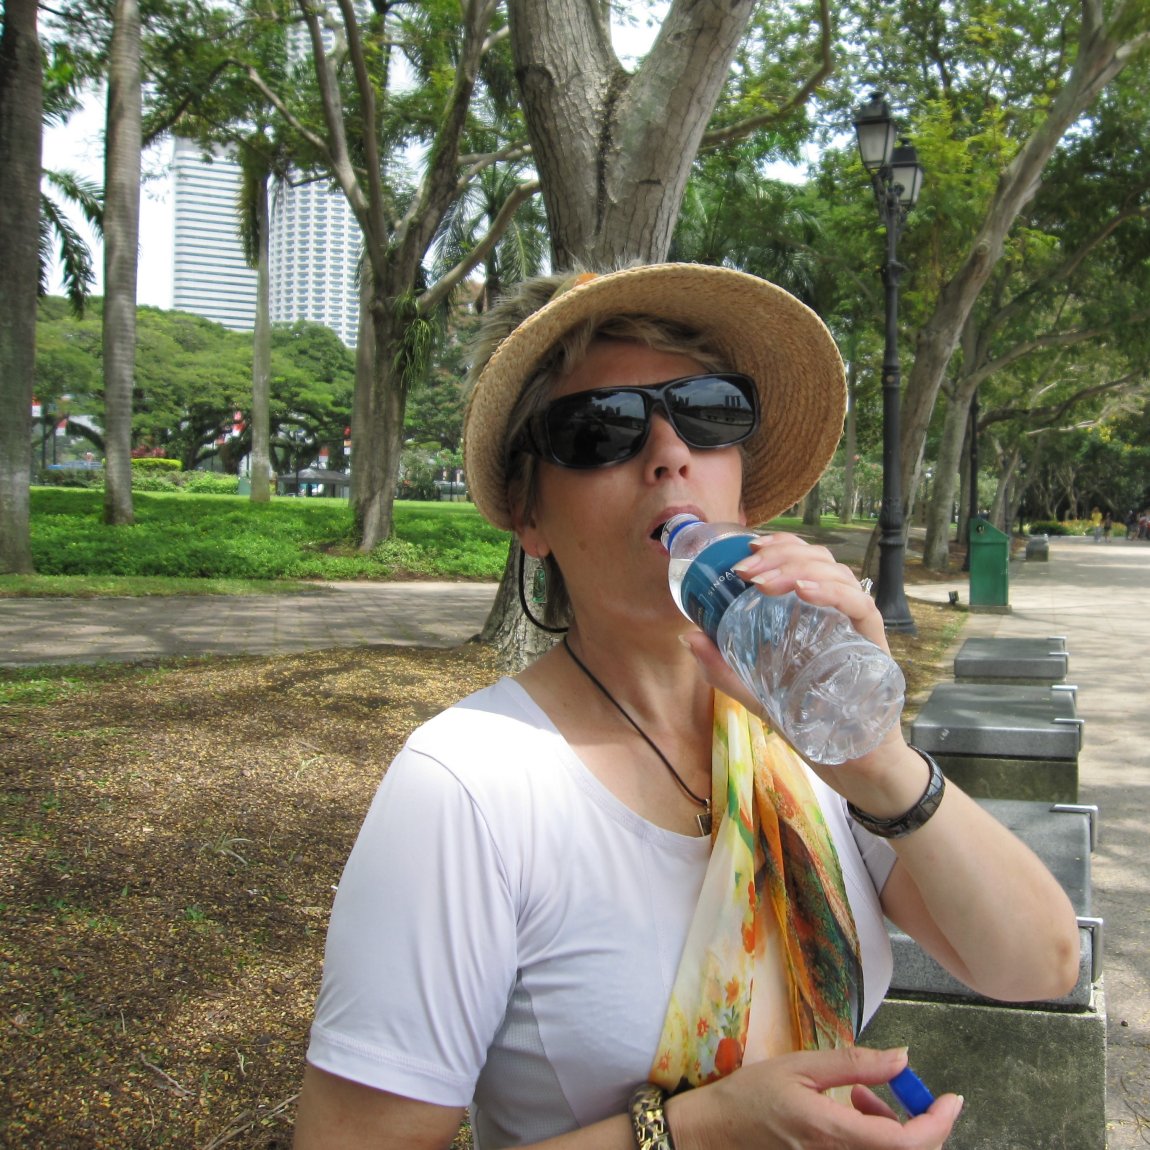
[0,581,496,666]
[911,535,1150,1148]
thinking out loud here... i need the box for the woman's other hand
[667,1046,962,1150]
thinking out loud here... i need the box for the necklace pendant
[696,805,712,837]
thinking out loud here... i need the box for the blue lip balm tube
[889,1066,936,1117]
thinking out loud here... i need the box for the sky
[44,91,175,308]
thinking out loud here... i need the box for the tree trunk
[923,384,976,570]
[509,0,753,266]
[102,0,142,526]
[480,0,758,669]
[989,444,1020,532]
[802,482,821,527]
[0,0,41,574]
[840,362,857,524]
[249,173,272,503]
[354,286,406,552]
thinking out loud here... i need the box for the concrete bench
[861,800,1105,1150]
[1025,534,1050,561]
[953,635,1069,686]
[910,682,1083,803]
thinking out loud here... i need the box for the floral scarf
[650,692,862,1092]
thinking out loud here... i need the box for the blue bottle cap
[889,1065,936,1117]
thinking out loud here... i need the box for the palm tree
[0,0,44,574]
[432,157,550,312]
[237,136,277,503]
[101,0,142,526]
[39,169,103,314]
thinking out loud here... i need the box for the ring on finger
[859,577,874,596]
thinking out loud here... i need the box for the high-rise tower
[268,179,361,347]
[170,138,258,331]
[170,138,362,346]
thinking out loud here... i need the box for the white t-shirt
[307,679,896,1149]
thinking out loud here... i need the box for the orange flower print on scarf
[649,693,862,1094]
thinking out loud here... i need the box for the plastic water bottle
[662,514,905,764]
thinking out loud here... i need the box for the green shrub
[182,472,240,495]
[131,457,182,472]
[131,472,182,491]
[1028,521,1071,536]
[35,467,104,489]
[398,454,440,501]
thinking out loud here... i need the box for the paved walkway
[910,536,1150,1149]
[0,581,497,666]
[2,536,1148,1145]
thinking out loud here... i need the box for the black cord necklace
[562,637,712,836]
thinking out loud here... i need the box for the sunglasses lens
[667,376,756,447]
[535,374,758,467]
[545,391,649,466]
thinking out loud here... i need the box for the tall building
[169,139,362,346]
[268,179,361,347]
[171,137,258,331]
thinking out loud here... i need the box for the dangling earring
[517,547,568,634]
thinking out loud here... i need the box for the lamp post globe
[852,93,922,635]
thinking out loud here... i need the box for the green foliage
[34,299,356,473]
[398,452,441,501]
[180,473,240,495]
[130,457,181,471]
[125,472,175,492]
[27,490,510,581]
[35,467,104,489]
[1028,521,1071,535]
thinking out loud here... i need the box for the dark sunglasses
[519,372,760,469]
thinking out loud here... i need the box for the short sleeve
[848,817,897,894]
[306,747,519,1106]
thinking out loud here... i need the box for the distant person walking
[1102,512,1113,543]
[1091,506,1103,542]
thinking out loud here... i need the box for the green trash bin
[237,476,251,496]
[968,517,1010,609]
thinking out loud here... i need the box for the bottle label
[680,536,753,640]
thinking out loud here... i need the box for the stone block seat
[953,635,1069,686]
[861,799,1105,1150]
[910,682,1083,804]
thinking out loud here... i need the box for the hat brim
[464,263,846,530]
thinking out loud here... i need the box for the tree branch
[984,368,1148,429]
[457,141,533,179]
[242,62,329,159]
[397,0,499,265]
[419,179,540,314]
[142,61,232,148]
[335,0,386,250]
[297,0,370,223]
[699,0,833,153]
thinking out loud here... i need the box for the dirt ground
[1,592,961,1149]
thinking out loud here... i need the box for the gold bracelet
[628,1082,675,1149]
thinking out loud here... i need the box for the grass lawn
[8,489,512,594]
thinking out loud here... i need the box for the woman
[293,264,1079,1150]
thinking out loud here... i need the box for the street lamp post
[853,92,923,634]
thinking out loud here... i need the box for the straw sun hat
[463,263,847,531]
